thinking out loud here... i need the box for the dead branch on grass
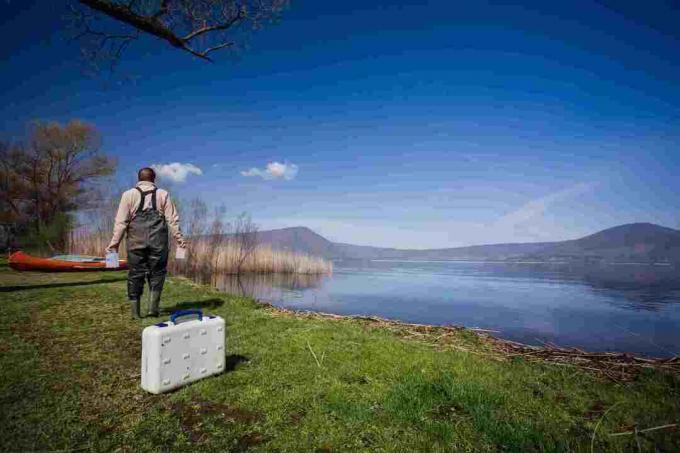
[609,423,677,437]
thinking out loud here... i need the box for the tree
[70,0,288,68]
[0,120,116,251]
[232,212,258,274]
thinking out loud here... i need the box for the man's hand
[106,246,118,254]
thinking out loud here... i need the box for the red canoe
[8,251,128,272]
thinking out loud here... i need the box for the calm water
[214,261,680,358]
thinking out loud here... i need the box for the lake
[213,260,680,358]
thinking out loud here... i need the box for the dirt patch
[289,409,306,425]
[340,374,370,385]
[554,393,568,404]
[233,432,267,451]
[429,402,470,421]
[171,401,264,443]
[583,400,606,421]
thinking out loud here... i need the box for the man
[107,167,187,319]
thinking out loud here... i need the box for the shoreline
[3,264,680,450]
[256,300,680,381]
[366,259,676,265]
[174,271,678,364]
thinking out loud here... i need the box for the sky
[1,0,679,248]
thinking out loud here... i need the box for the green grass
[1,259,678,452]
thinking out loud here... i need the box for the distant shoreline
[363,259,675,266]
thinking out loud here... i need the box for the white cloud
[241,161,298,180]
[492,182,595,240]
[151,162,203,183]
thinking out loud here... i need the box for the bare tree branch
[201,41,234,56]
[181,10,244,41]
[70,0,288,69]
[153,0,171,18]
[78,0,187,49]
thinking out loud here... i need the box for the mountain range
[255,223,680,263]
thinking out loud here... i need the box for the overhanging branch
[78,0,186,48]
[70,0,288,68]
[182,11,244,41]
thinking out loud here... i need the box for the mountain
[255,223,680,263]
[256,227,336,257]
[523,223,680,263]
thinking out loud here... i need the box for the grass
[1,258,679,451]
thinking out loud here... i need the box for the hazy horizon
[254,222,678,251]
[2,1,679,248]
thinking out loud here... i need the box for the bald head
[138,167,156,182]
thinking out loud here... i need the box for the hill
[256,223,680,263]
[524,223,680,263]
[256,227,336,257]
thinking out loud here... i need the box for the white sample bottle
[176,247,187,260]
[105,251,119,268]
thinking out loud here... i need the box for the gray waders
[126,188,169,318]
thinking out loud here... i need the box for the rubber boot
[130,298,141,319]
[147,291,161,317]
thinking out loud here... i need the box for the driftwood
[259,302,680,382]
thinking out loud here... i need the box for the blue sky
[1,0,679,248]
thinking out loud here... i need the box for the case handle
[170,309,203,324]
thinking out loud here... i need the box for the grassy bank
[1,260,678,451]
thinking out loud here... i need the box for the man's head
[138,167,156,183]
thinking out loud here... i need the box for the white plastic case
[141,310,226,394]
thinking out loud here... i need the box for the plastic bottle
[105,251,119,268]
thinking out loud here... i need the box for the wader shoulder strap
[135,187,145,212]
[135,187,158,212]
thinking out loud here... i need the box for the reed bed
[177,240,333,275]
[68,230,332,275]
[68,229,127,258]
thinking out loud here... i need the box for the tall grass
[191,242,333,275]
[68,194,332,280]
[68,229,333,275]
[68,229,127,258]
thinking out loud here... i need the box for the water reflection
[346,260,680,312]
[213,272,327,300]
[193,261,680,356]
[504,263,680,311]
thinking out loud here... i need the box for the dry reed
[68,229,127,258]
[175,237,333,275]
[68,230,333,275]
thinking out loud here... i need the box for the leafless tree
[232,211,258,274]
[70,0,288,70]
[184,197,209,238]
[203,204,228,275]
[82,180,124,237]
[209,204,228,246]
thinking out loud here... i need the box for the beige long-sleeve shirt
[107,181,187,251]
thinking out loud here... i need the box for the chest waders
[126,188,169,318]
